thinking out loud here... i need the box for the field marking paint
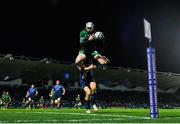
[13,111,150,120]
[0,120,62,123]
[63,118,125,122]
[0,118,125,123]
[39,111,150,119]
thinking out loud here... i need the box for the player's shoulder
[80,29,88,35]
[80,29,86,33]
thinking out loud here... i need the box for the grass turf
[0,108,180,123]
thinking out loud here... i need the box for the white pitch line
[13,111,150,120]
[0,118,125,123]
[65,118,125,122]
[0,120,61,123]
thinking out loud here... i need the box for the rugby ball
[94,31,104,39]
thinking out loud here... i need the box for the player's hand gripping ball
[94,31,104,40]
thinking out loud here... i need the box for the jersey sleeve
[80,30,89,46]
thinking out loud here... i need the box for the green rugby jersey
[79,29,96,56]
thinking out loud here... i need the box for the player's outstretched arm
[62,87,65,95]
[36,90,38,96]
[49,89,53,97]
[26,91,29,98]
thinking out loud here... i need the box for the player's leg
[56,98,61,109]
[30,98,34,110]
[2,102,5,110]
[51,94,57,109]
[94,54,110,64]
[40,102,44,109]
[25,99,29,109]
[89,81,98,111]
[84,86,91,113]
[84,64,96,72]
[29,97,34,110]
[74,102,77,108]
[75,52,86,71]
[4,102,7,109]
[51,93,58,109]
[27,97,32,109]
[92,51,110,65]
[0,101,2,109]
[6,101,10,109]
[78,101,82,109]
[51,100,55,109]
[74,101,79,109]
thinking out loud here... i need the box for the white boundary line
[12,111,150,120]
[0,118,125,123]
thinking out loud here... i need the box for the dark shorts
[2,100,10,104]
[27,97,35,102]
[52,94,61,101]
[79,50,100,58]
[80,71,94,89]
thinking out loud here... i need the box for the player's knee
[75,55,86,64]
[28,98,32,102]
[55,100,58,104]
[90,86,96,92]
[103,60,108,64]
[85,91,91,101]
[57,98,61,102]
[94,54,100,60]
[94,57,105,65]
[99,58,107,64]
[90,82,96,89]
[86,90,91,96]
[90,85,96,90]
[75,58,80,65]
[91,89,96,94]
[85,96,90,101]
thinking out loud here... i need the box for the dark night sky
[0,0,180,73]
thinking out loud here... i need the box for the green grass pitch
[0,108,180,123]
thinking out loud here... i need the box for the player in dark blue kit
[80,59,98,113]
[49,80,65,109]
[26,84,38,109]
